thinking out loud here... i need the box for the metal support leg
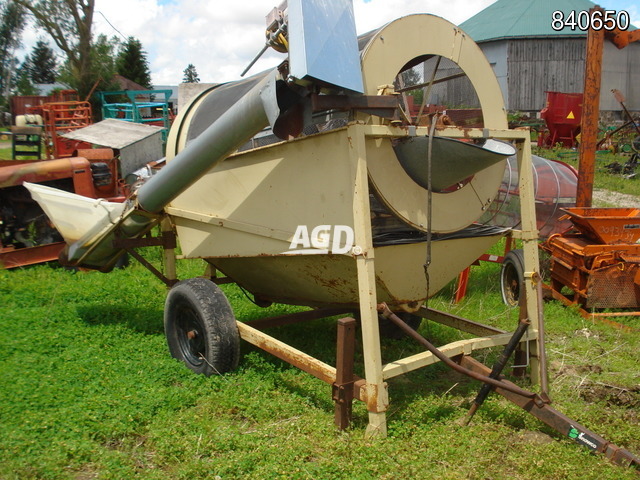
[515,137,544,386]
[348,124,388,437]
[333,317,356,430]
[455,267,471,303]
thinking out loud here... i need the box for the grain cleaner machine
[26,1,639,467]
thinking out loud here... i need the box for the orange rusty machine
[0,149,124,269]
[542,207,640,321]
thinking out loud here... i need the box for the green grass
[0,145,13,160]
[1,244,638,479]
[532,145,640,198]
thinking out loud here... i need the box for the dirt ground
[592,188,640,208]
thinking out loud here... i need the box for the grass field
[531,145,640,198]
[1,242,639,479]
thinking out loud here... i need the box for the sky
[16,0,640,87]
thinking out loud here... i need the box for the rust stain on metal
[247,332,335,385]
[73,148,114,161]
[543,207,640,318]
[0,157,90,188]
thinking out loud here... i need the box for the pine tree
[182,64,199,83]
[29,40,57,83]
[15,57,37,95]
[116,36,152,89]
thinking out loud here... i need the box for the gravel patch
[592,188,640,208]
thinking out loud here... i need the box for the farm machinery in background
[11,89,93,159]
[1,91,103,268]
[2,85,168,269]
[0,148,124,268]
[600,89,640,177]
[542,207,640,324]
[539,14,640,323]
[457,154,580,305]
[537,91,583,149]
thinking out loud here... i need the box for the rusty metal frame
[0,242,64,269]
[459,355,640,469]
[333,317,357,429]
[417,306,506,337]
[245,307,353,330]
[113,225,178,287]
[544,285,637,332]
[541,230,640,329]
[310,94,400,118]
[351,124,543,396]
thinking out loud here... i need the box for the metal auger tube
[61,70,292,269]
[136,70,279,214]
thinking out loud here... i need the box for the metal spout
[393,137,515,191]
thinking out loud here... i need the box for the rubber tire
[500,249,525,307]
[378,312,422,339]
[164,278,240,376]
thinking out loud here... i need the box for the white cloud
[89,0,495,86]
[13,0,639,90]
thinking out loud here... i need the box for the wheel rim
[502,263,520,307]
[174,301,207,367]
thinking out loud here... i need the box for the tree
[116,36,152,89]
[15,57,36,95]
[29,39,57,83]
[58,34,120,95]
[13,0,96,100]
[182,63,199,83]
[397,66,424,108]
[0,1,27,104]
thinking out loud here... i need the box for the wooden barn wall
[601,41,640,112]
[507,38,585,111]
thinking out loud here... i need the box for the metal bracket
[333,317,357,429]
[310,93,401,118]
[113,230,178,287]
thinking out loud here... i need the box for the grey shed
[459,0,640,114]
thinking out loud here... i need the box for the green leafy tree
[89,34,119,88]
[182,63,199,83]
[0,0,27,111]
[13,0,96,100]
[398,66,424,108]
[29,39,57,83]
[116,36,152,89]
[57,33,120,113]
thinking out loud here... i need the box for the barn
[459,0,640,116]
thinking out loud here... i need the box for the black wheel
[500,249,525,307]
[378,311,422,339]
[164,278,240,375]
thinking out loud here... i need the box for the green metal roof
[459,0,599,42]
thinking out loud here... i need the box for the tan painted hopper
[166,125,509,311]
